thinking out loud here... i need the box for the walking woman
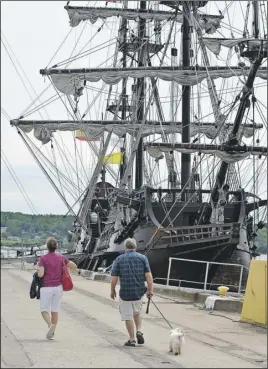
[37,237,78,340]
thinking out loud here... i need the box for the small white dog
[169,327,185,355]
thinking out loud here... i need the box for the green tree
[1,211,74,240]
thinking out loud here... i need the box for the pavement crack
[72,284,267,368]
[61,300,183,368]
[4,269,183,369]
[1,318,34,368]
[1,354,16,368]
[4,267,266,368]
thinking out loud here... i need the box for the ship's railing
[155,257,249,294]
[160,223,234,244]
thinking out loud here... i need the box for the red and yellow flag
[75,130,101,142]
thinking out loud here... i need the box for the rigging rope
[1,34,44,120]
[46,28,73,68]
[50,140,68,202]
[17,128,86,229]
[4,1,266,260]
[1,32,87,216]
[1,149,38,215]
[20,130,82,198]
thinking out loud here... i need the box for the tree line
[1,211,74,241]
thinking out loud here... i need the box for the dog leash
[146,297,173,329]
[145,296,151,314]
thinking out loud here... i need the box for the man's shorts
[40,285,63,312]
[119,297,143,321]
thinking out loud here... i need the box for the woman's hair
[46,237,58,252]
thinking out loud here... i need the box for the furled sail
[75,129,101,141]
[202,38,267,56]
[49,75,84,97]
[146,143,267,164]
[33,127,52,145]
[65,6,223,34]
[40,66,267,96]
[11,119,262,145]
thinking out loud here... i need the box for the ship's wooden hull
[70,192,255,291]
[74,220,250,291]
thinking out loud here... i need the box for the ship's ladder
[226,163,240,191]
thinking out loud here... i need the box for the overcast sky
[1,0,132,215]
[1,1,267,216]
[1,1,85,215]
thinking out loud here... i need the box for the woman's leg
[40,287,52,326]
[40,287,56,339]
[41,312,51,326]
[50,286,63,331]
[51,312,58,325]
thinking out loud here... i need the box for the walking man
[110,238,153,347]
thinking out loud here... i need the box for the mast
[119,3,128,180]
[252,0,259,226]
[210,58,263,204]
[211,2,263,205]
[135,0,146,189]
[252,0,259,39]
[181,1,191,199]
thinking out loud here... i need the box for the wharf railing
[153,257,249,295]
[1,248,22,268]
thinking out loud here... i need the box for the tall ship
[11,1,267,290]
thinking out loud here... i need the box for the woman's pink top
[39,252,69,287]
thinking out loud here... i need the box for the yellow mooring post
[240,259,267,327]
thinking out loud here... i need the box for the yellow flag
[103,152,122,165]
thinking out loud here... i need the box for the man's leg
[119,298,135,346]
[133,313,142,332]
[133,299,144,344]
[125,320,135,341]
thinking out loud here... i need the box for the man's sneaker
[124,340,136,347]
[46,324,56,340]
[136,331,144,344]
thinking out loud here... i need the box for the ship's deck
[1,262,267,368]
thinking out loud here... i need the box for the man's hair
[46,237,58,252]
[124,238,137,250]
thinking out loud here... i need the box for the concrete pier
[79,270,244,313]
[1,263,267,368]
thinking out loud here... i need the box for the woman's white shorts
[40,285,63,312]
